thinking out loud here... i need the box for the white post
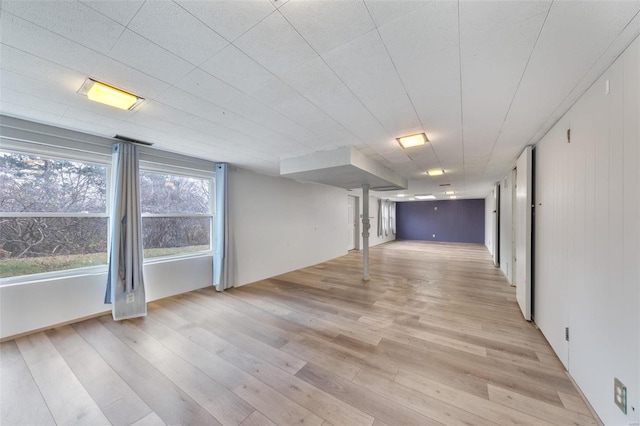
[362,184,370,281]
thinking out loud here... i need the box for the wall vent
[114,134,154,146]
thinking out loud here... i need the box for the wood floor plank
[1,241,597,426]
[295,363,441,426]
[130,412,166,426]
[155,296,307,375]
[72,319,220,426]
[239,411,277,426]
[15,333,110,425]
[0,340,55,425]
[395,368,556,426]
[210,337,375,426]
[487,384,597,425]
[46,325,152,426]
[98,317,254,426]
[352,367,498,426]
[131,314,325,426]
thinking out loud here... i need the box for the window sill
[0,252,213,287]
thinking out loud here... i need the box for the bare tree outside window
[0,152,108,278]
[0,152,215,279]
[139,170,213,258]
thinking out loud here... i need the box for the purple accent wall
[396,199,485,243]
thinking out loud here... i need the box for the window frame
[138,164,215,263]
[0,149,112,284]
[0,115,219,286]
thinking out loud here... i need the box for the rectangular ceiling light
[450,195,457,199]
[415,194,436,200]
[427,169,444,176]
[445,190,455,195]
[396,133,428,149]
[80,79,142,110]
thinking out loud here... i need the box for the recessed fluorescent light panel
[397,194,406,197]
[427,169,444,176]
[79,79,143,110]
[445,191,455,195]
[450,195,457,199]
[396,133,428,149]
[415,194,436,200]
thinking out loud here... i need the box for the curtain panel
[104,143,146,320]
[213,163,231,291]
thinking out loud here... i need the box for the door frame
[348,195,360,250]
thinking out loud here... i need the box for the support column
[361,184,370,281]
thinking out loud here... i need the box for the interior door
[494,184,500,267]
[347,196,357,250]
[515,146,532,320]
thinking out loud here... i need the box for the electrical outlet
[126,292,135,304]
[614,378,627,414]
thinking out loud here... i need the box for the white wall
[228,168,348,287]
[484,189,496,255]
[499,169,515,284]
[534,37,639,425]
[0,256,212,339]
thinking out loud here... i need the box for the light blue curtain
[213,163,231,291]
[377,199,383,237]
[390,201,396,235]
[104,143,146,320]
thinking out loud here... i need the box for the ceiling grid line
[480,1,554,180]
[170,0,373,153]
[526,6,640,147]
[456,1,466,193]
[2,0,638,199]
[361,0,448,184]
[274,8,395,143]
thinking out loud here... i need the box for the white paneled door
[347,195,358,250]
[515,146,533,320]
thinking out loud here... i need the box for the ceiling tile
[364,0,430,28]
[174,68,242,106]
[323,30,421,135]
[0,100,66,126]
[200,44,276,93]
[128,1,228,65]
[280,0,375,55]
[0,88,70,117]
[176,0,276,41]
[233,11,318,76]
[1,1,124,54]
[0,44,87,91]
[283,57,390,143]
[459,1,550,169]
[90,56,170,99]
[251,79,361,145]
[0,14,103,74]
[0,69,88,111]
[494,1,640,158]
[108,29,195,84]
[378,1,459,60]
[80,0,144,26]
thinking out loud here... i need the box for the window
[0,151,109,278]
[139,170,213,259]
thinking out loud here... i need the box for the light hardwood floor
[1,241,600,425]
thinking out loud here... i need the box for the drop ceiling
[1,1,639,200]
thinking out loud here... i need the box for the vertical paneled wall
[534,37,639,425]
[396,199,485,244]
[484,189,496,255]
[499,170,515,284]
